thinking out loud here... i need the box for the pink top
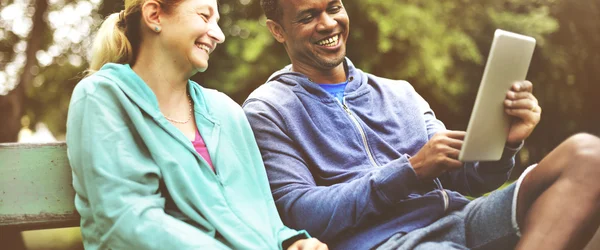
[192,129,215,172]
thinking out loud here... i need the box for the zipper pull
[341,98,352,115]
[342,104,352,115]
[215,174,224,186]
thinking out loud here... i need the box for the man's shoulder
[244,79,297,107]
[365,73,412,88]
[361,72,420,97]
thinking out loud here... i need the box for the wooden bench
[0,142,79,230]
[0,142,79,249]
[1,142,599,249]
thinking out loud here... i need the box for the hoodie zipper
[338,98,379,168]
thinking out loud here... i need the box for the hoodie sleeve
[243,98,426,242]
[229,97,312,250]
[437,142,522,196]
[66,93,230,250]
[413,86,519,196]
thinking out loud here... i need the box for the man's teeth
[317,35,339,47]
[196,43,210,53]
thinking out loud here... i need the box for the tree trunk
[0,0,48,143]
[0,84,24,143]
[0,0,49,249]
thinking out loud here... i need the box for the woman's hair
[87,0,182,75]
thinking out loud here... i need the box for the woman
[66,0,327,249]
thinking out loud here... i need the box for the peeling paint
[0,211,80,229]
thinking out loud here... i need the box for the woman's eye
[200,13,209,22]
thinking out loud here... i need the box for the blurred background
[1,0,599,249]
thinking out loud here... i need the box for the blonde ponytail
[85,0,182,77]
[87,12,134,75]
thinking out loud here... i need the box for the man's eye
[299,15,313,23]
[328,6,342,13]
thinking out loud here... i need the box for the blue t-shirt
[318,82,348,103]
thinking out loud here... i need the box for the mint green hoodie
[66,63,307,250]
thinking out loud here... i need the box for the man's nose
[316,14,337,32]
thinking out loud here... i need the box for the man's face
[275,0,349,71]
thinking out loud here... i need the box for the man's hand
[287,238,328,250]
[409,131,465,181]
[504,81,541,145]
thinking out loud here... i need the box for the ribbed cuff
[374,155,423,204]
[503,141,524,156]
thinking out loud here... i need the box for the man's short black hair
[261,0,283,23]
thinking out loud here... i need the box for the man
[242,0,600,249]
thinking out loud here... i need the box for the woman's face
[159,0,225,74]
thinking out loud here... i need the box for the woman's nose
[207,22,225,44]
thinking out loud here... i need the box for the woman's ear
[266,20,286,43]
[141,0,163,33]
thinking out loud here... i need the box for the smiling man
[242,0,600,249]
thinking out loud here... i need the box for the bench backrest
[2,142,600,249]
[0,142,79,230]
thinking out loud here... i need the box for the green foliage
[344,0,559,114]
[2,0,599,169]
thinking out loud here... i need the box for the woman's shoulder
[191,82,240,109]
[74,65,123,93]
[70,65,129,109]
[190,82,247,122]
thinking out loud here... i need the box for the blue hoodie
[242,58,520,249]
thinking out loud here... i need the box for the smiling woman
[65,0,326,249]
[88,0,224,77]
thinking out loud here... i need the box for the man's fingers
[506,108,541,117]
[443,137,463,150]
[444,157,464,169]
[506,90,533,100]
[445,147,461,159]
[511,80,533,92]
[441,130,466,140]
[504,98,537,110]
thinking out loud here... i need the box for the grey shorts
[376,165,537,250]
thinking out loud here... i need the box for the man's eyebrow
[327,0,341,6]
[294,0,342,19]
[295,8,317,19]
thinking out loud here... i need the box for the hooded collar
[265,58,369,103]
[98,63,215,123]
[96,63,220,162]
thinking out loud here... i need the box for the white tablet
[458,29,536,162]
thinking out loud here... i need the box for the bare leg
[515,133,600,250]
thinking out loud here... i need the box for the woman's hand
[287,238,328,250]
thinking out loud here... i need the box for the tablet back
[459,29,536,162]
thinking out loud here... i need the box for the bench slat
[0,142,80,230]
